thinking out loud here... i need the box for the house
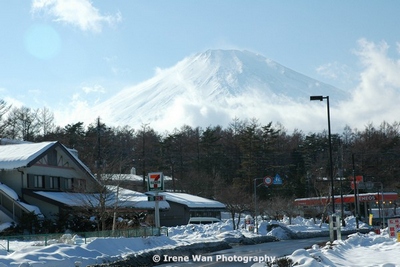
[0,140,102,221]
[0,140,169,225]
[146,191,226,227]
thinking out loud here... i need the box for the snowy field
[0,215,399,267]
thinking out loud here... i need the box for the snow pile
[289,231,400,267]
[0,215,395,267]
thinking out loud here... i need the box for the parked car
[188,217,221,224]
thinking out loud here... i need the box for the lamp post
[310,96,335,214]
[310,96,336,239]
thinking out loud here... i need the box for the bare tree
[0,99,11,136]
[37,107,55,136]
[259,196,299,225]
[216,182,253,230]
[4,106,39,141]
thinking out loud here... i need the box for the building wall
[23,194,60,219]
[158,202,224,226]
[159,202,189,227]
[0,169,24,197]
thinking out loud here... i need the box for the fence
[0,226,168,252]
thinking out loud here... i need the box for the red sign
[148,195,165,201]
[388,218,400,238]
[264,176,273,186]
[350,176,364,189]
[147,172,164,191]
[358,195,375,202]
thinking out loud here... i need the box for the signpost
[263,176,273,186]
[388,218,400,239]
[147,172,164,191]
[254,174,283,233]
[147,172,164,228]
[148,195,165,201]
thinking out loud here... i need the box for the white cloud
[316,61,358,91]
[81,85,106,94]
[31,0,122,33]
[316,62,345,79]
[53,93,97,127]
[3,97,24,109]
[336,39,400,131]
[30,39,400,134]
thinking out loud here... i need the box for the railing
[0,188,33,221]
[0,226,169,252]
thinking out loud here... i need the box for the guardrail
[0,226,169,252]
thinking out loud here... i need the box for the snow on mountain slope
[92,50,347,132]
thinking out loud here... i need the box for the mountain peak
[93,49,347,132]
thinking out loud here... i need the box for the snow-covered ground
[0,215,398,266]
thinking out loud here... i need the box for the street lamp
[310,96,336,238]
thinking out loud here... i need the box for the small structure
[146,191,226,226]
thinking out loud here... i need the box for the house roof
[147,191,226,209]
[34,186,170,210]
[103,173,173,182]
[0,141,57,169]
[0,141,97,181]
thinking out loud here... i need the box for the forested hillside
[1,101,400,205]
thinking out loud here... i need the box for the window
[65,178,72,190]
[49,177,60,189]
[34,175,44,188]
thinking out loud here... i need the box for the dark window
[34,175,44,188]
[64,178,72,190]
[49,177,60,189]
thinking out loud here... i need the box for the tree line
[1,100,400,220]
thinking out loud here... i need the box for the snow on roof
[0,183,19,200]
[0,183,43,216]
[104,173,172,181]
[147,192,226,209]
[34,186,169,210]
[0,141,97,182]
[19,202,43,217]
[0,141,57,169]
[107,185,169,210]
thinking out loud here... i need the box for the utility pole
[141,124,148,190]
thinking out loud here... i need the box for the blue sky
[2,1,400,131]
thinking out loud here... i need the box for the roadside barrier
[0,226,168,252]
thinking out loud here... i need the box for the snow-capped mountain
[93,50,348,132]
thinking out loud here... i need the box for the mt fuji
[92,50,348,132]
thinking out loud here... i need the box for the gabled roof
[0,141,96,181]
[0,141,57,169]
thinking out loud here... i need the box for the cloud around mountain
[55,40,400,134]
[88,50,348,133]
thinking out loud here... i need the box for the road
[157,236,330,267]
